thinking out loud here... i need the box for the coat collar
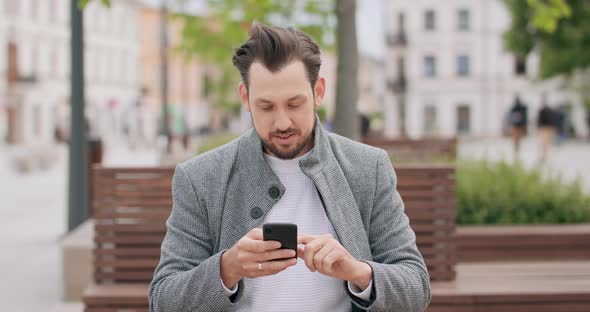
[238,115,330,181]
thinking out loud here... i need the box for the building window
[4,0,20,16]
[423,105,438,136]
[457,105,471,135]
[48,0,57,23]
[33,105,42,137]
[50,46,58,78]
[457,55,470,77]
[398,12,405,31]
[397,57,405,76]
[424,10,435,31]
[423,56,436,77]
[30,0,38,19]
[458,9,470,31]
[515,55,527,76]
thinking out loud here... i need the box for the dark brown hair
[232,23,321,91]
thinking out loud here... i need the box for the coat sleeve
[348,150,431,312]
[149,164,244,311]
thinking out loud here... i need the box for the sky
[140,0,385,59]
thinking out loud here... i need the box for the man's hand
[298,234,373,290]
[220,228,297,289]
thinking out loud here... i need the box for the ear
[313,77,326,108]
[238,82,250,112]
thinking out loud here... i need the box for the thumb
[297,245,305,258]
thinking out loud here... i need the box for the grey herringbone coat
[149,120,431,312]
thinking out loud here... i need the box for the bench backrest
[92,164,456,284]
[362,138,457,163]
[396,165,456,281]
[92,167,174,284]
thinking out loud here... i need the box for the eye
[262,106,273,111]
[288,103,301,109]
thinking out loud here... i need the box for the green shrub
[197,133,239,154]
[456,159,590,224]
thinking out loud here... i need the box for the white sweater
[222,150,372,311]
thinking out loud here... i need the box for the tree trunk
[333,0,359,140]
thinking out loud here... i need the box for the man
[508,95,528,159]
[537,99,557,162]
[149,23,430,312]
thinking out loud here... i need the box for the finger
[257,248,297,262]
[303,235,332,272]
[247,258,298,278]
[298,234,319,244]
[264,258,298,275]
[322,251,340,275]
[242,238,281,253]
[297,245,305,258]
[314,243,337,274]
[246,228,263,240]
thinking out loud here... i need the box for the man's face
[239,60,325,159]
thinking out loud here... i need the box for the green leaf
[527,0,571,33]
[78,0,111,9]
[78,0,91,9]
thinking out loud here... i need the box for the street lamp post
[68,0,88,231]
[160,0,170,153]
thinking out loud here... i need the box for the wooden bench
[456,224,590,262]
[362,137,457,163]
[83,167,174,311]
[83,164,456,311]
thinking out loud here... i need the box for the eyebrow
[254,94,307,105]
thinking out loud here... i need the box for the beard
[259,119,316,160]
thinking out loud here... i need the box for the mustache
[271,129,299,136]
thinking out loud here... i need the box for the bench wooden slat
[94,248,161,257]
[456,225,590,262]
[96,224,167,232]
[95,259,159,269]
[93,211,172,219]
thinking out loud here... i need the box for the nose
[274,110,292,132]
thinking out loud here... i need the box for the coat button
[250,207,263,219]
[268,187,280,199]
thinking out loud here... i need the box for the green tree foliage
[504,0,590,79]
[175,0,335,115]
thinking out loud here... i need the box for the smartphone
[262,223,298,259]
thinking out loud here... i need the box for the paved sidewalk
[0,142,158,311]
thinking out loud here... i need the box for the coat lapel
[299,122,373,262]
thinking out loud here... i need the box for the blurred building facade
[318,53,385,128]
[0,0,142,145]
[138,7,210,144]
[384,0,588,139]
[358,55,386,116]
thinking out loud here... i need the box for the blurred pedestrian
[537,96,557,162]
[586,109,590,141]
[508,95,528,159]
[555,106,567,145]
[360,114,370,138]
